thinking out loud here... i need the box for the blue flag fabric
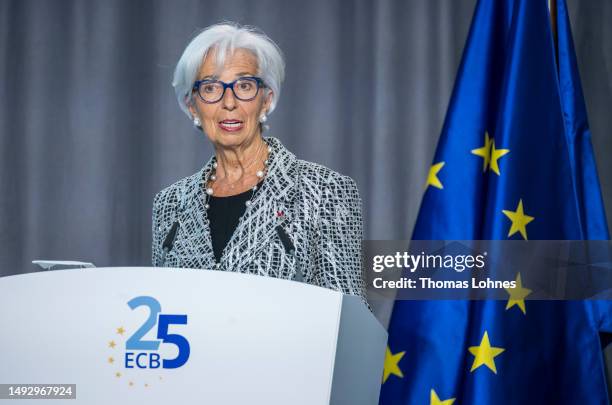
[556,0,609,240]
[379,0,611,404]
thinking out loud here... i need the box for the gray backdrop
[1,0,611,275]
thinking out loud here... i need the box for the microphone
[275,225,302,282]
[160,221,180,267]
[275,225,295,254]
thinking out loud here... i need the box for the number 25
[126,296,190,369]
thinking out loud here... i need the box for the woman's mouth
[218,119,244,132]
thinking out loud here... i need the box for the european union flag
[379,0,611,404]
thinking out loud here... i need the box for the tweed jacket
[152,137,367,302]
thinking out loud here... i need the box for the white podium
[0,267,387,404]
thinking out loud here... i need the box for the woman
[152,23,366,302]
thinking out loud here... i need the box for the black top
[207,182,263,263]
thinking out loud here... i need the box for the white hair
[172,22,285,118]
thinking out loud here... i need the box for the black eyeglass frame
[192,76,266,104]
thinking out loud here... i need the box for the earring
[259,114,268,123]
[193,117,201,127]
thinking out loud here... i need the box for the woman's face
[189,48,272,149]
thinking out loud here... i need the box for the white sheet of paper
[32,260,96,270]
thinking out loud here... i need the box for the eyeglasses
[192,76,266,104]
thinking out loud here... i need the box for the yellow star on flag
[505,273,532,315]
[115,372,121,378]
[502,199,535,240]
[489,140,510,175]
[107,356,115,364]
[116,327,125,335]
[471,132,510,175]
[471,132,492,171]
[108,340,116,349]
[426,162,445,190]
[430,389,456,405]
[383,346,405,383]
[468,331,505,374]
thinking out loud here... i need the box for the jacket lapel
[220,137,299,273]
[176,158,217,270]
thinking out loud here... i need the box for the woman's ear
[262,90,273,113]
[186,95,199,119]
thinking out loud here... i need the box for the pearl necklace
[203,141,272,210]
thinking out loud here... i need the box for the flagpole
[548,0,559,68]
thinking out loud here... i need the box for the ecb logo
[124,296,190,370]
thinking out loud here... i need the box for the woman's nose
[221,87,237,110]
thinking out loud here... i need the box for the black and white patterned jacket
[152,137,367,302]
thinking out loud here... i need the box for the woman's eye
[238,82,253,90]
[203,85,216,93]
